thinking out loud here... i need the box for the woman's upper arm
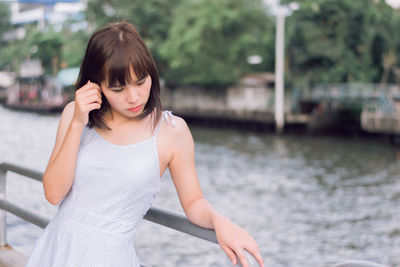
[47,101,75,164]
[168,117,204,212]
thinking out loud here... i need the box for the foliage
[0,43,22,71]
[0,2,11,38]
[60,27,89,69]
[31,28,64,74]
[284,0,400,85]
[0,2,12,70]
[4,0,399,87]
[0,24,38,72]
[0,19,88,74]
[160,0,273,87]
[85,0,274,87]
[85,0,182,75]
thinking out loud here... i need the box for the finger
[77,81,101,94]
[235,249,249,267]
[75,93,100,104]
[75,96,101,110]
[76,82,93,94]
[79,90,102,101]
[84,83,101,94]
[221,244,238,265]
[89,82,101,91]
[85,95,102,105]
[88,81,101,89]
[87,102,101,111]
[244,246,264,267]
[88,86,102,98]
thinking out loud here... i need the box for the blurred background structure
[0,0,400,266]
[0,0,400,134]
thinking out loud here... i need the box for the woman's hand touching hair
[73,81,102,127]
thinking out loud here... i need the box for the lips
[128,105,142,112]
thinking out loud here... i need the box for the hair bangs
[103,41,150,88]
[128,47,151,82]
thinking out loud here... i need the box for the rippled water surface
[0,105,399,266]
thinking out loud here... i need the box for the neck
[103,112,135,127]
[103,109,153,130]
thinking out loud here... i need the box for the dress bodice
[57,111,175,235]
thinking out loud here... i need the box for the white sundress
[25,111,175,267]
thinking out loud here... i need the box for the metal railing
[0,162,224,264]
[0,162,388,267]
[299,83,400,103]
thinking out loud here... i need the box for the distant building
[3,0,86,41]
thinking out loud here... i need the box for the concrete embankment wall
[161,84,309,131]
[162,84,277,123]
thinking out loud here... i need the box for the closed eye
[109,86,124,92]
[108,77,146,91]
[135,78,146,86]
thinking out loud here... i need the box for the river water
[0,105,399,267]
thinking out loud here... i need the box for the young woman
[25,21,264,267]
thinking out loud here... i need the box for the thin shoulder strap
[154,110,176,137]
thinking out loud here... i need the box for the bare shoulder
[57,101,75,135]
[157,112,194,169]
[47,101,76,164]
[63,101,75,116]
[162,113,191,139]
[159,113,194,154]
[60,101,75,123]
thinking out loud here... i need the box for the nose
[126,85,139,103]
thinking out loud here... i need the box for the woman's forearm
[42,121,84,205]
[185,198,227,229]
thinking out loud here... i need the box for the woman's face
[100,69,152,121]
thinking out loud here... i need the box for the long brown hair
[76,21,162,129]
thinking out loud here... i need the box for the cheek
[144,77,152,93]
[144,80,152,97]
[146,85,151,96]
[102,92,119,106]
[143,88,151,102]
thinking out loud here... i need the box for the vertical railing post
[274,10,286,134]
[0,166,7,246]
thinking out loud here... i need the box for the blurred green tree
[0,2,11,38]
[161,0,274,87]
[60,27,89,69]
[393,11,400,84]
[0,2,12,70]
[0,25,66,75]
[283,0,399,85]
[32,28,64,75]
[86,0,274,87]
[0,24,37,73]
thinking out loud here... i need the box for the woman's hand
[72,81,102,127]
[213,215,264,267]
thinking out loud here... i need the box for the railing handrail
[0,162,43,182]
[0,164,391,266]
[0,162,217,245]
[299,83,400,102]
